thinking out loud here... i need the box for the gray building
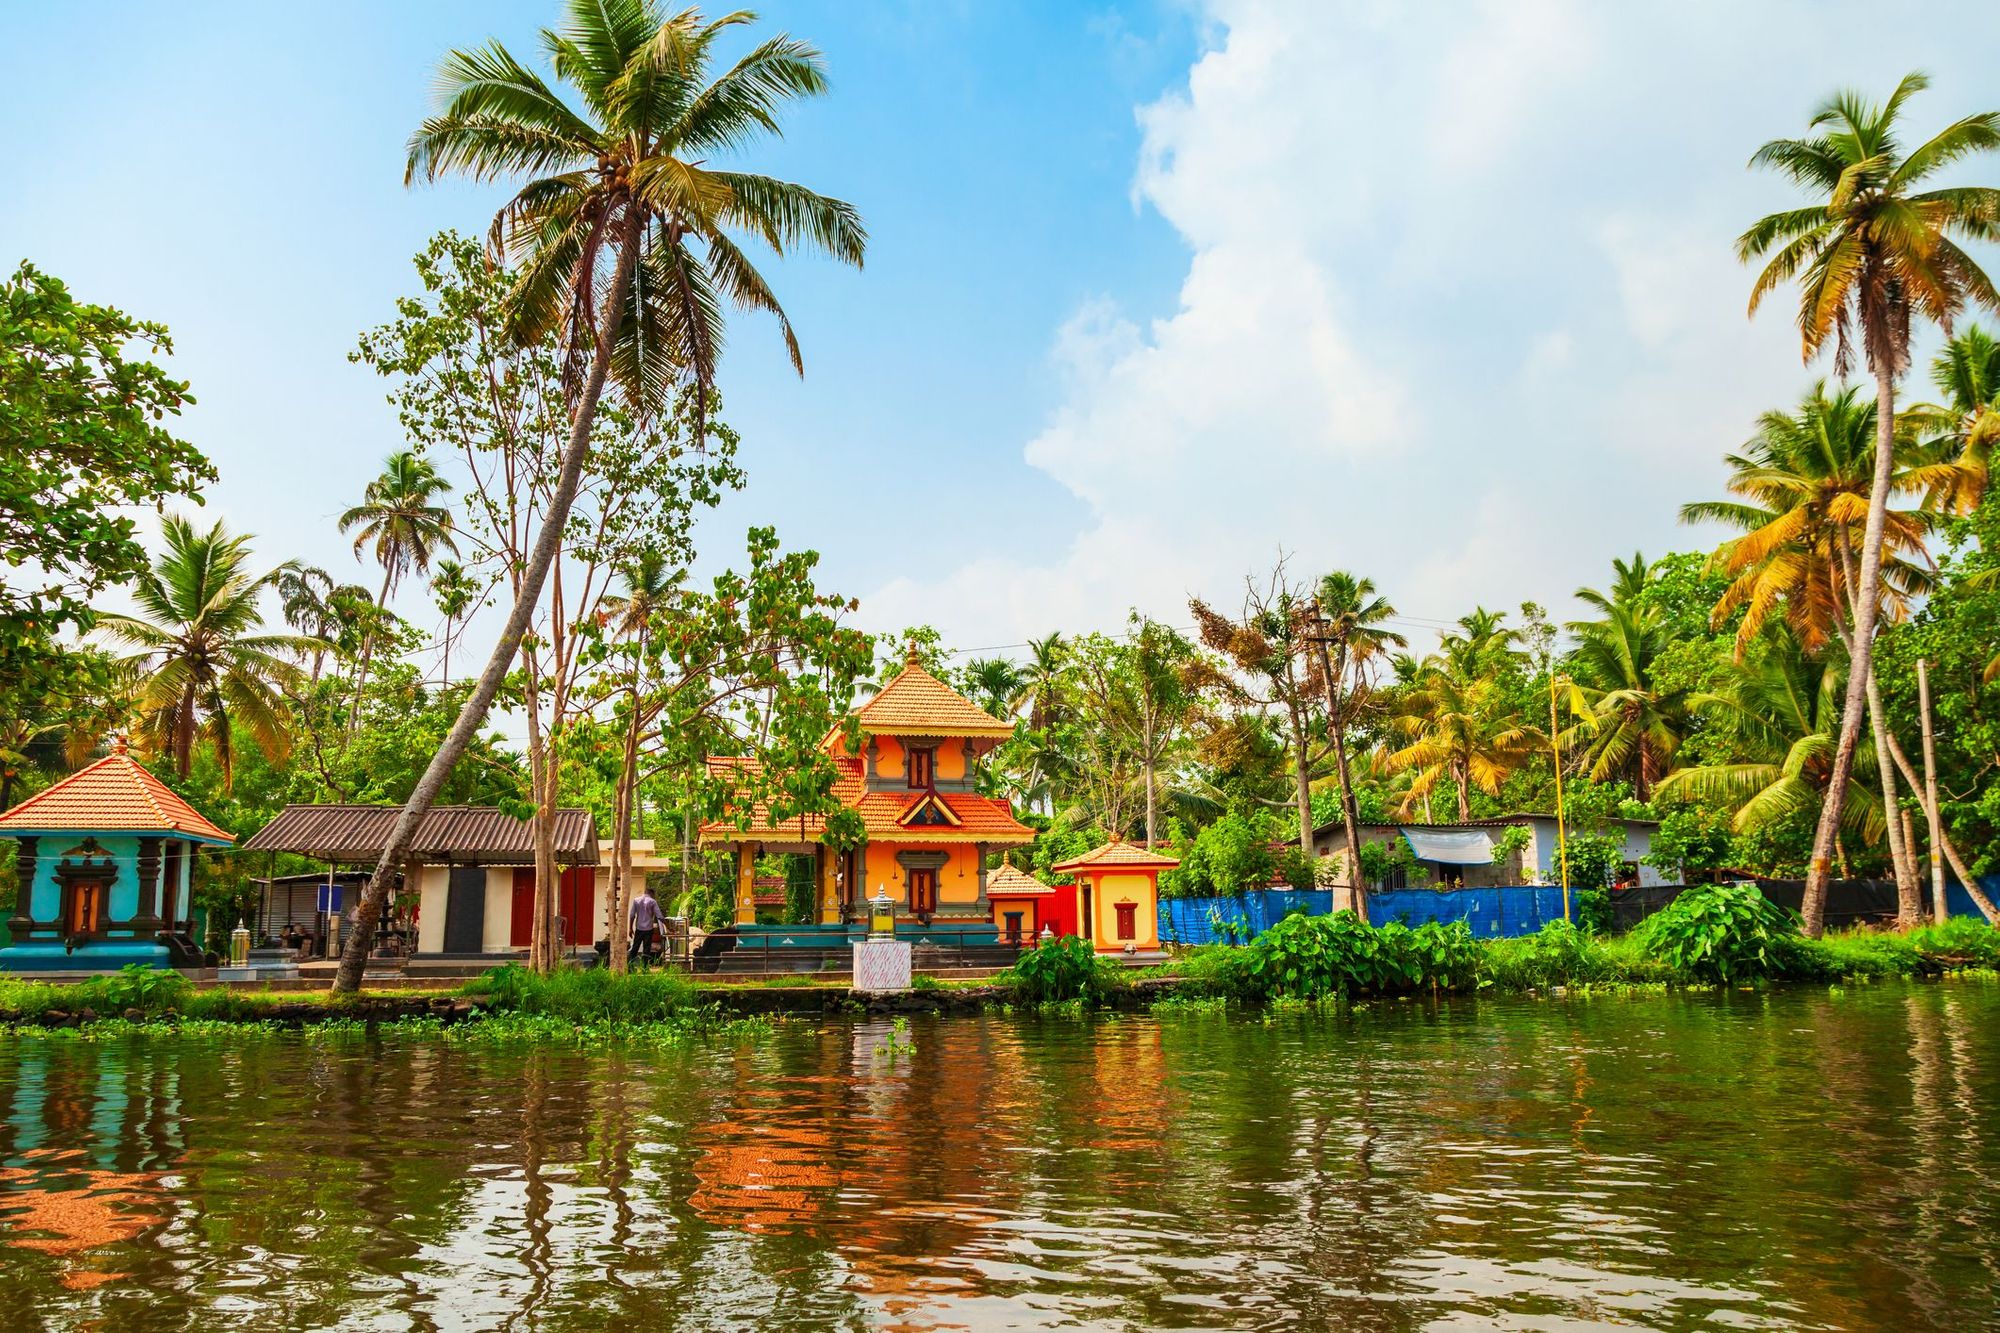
[1309,813,1663,889]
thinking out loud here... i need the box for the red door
[510,869,534,947]
[558,866,594,947]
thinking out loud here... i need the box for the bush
[1004,934,1127,1005]
[1246,910,1397,1000]
[1406,920,1482,991]
[1483,919,1601,989]
[1635,881,1797,984]
[460,963,697,1021]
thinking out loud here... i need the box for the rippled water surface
[4,985,2000,1330]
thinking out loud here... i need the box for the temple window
[907,746,936,790]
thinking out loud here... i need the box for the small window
[909,868,938,915]
[907,747,935,789]
[1114,902,1137,941]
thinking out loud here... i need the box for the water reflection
[2,987,1998,1329]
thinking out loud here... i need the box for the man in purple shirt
[628,885,664,966]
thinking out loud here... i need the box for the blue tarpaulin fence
[1160,886,1569,945]
[1158,878,2000,948]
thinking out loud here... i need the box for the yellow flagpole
[1550,673,1570,923]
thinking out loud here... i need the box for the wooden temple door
[61,871,108,939]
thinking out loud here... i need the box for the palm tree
[1016,632,1070,731]
[1656,627,1883,854]
[960,656,1027,720]
[338,451,458,727]
[1907,324,2000,515]
[275,565,350,684]
[1737,71,2000,934]
[429,560,480,686]
[1309,571,1405,915]
[1380,612,1539,823]
[96,517,311,784]
[1563,557,1688,802]
[1683,384,1937,913]
[1683,385,1934,657]
[334,2,865,993]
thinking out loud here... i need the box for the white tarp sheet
[1400,827,1496,865]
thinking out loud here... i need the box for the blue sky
[5,0,1999,668]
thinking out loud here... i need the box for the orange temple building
[702,650,1035,940]
[700,648,1171,961]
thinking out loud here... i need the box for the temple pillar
[735,843,757,925]
[8,837,36,943]
[817,844,840,925]
[132,836,164,937]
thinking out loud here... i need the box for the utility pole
[1549,673,1570,923]
[1918,657,1947,925]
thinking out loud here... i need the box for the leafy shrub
[1246,910,1397,1000]
[1908,916,2000,970]
[1483,919,1603,989]
[1635,881,1797,984]
[1004,934,1127,1005]
[460,963,697,1021]
[1168,943,1257,997]
[1576,887,1612,935]
[1406,920,1482,991]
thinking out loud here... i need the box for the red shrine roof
[1050,840,1179,874]
[699,754,1034,847]
[842,657,1015,743]
[986,864,1058,897]
[0,742,233,843]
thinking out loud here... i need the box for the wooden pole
[1918,657,1947,925]
[1550,673,1570,923]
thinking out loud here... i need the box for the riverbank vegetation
[2,27,1998,977]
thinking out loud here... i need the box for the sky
[6,0,2000,677]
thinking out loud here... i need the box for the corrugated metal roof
[242,805,599,865]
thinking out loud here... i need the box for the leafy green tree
[959,656,1028,720]
[1655,626,1882,857]
[429,560,481,685]
[1685,383,1939,912]
[1563,556,1690,802]
[338,450,458,727]
[0,262,212,666]
[1908,324,2000,515]
[1381,610,1541,821]
[1737,71,2000,934]
[336,1,864,993]
[96,516,311,784]
[1307,570,1405,915]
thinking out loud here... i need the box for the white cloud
[854,0,1921,656]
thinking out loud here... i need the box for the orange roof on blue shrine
[0,742,232,843]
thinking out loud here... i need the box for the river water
[2,985,1997,1330]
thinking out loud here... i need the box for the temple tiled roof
[700,755,1033,846]
[849,658,1015,740]
[986,864,1058,896]
[0,744,232,843]
[1051,840,1179,873]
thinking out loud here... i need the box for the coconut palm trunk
[608,645,646,974]
[1314,637,1365,920]
[1800,370,1897,936]
[1880,724,2000,923]
[333,223,638,993]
